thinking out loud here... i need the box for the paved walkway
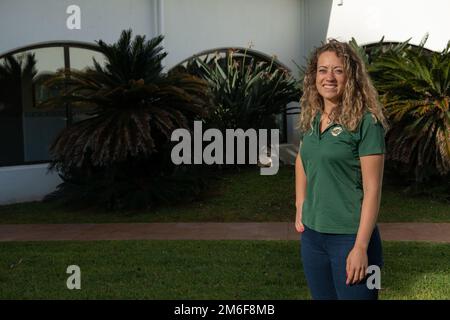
[0,222,449,242]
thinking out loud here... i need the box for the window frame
[0,41,103,167]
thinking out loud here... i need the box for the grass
[0,166,449,224]
[0,240,448,299]
[1,167,447,301]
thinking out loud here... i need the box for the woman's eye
[334,69,343,74]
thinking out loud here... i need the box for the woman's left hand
[346,246,368,285]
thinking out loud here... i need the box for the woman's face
[315,51,347,105]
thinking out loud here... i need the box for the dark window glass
[22,48,66,162]
[0,44,105,166]
[69,47,106,123]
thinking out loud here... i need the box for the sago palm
[38,30,211,209]
[40,29,209,171]
[370,41,450,182]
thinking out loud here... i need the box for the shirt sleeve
[358,113,386,157]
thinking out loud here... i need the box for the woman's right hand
[295,207,305,233]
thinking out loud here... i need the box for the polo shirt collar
[314,111,337,137]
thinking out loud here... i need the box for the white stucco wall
[310,0,450,52]
[0,0,158,55]
[0,164,62,204]
[163,0,306,73]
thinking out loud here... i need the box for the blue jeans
[300,224,383,300]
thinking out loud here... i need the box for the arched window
[0,42,105,166]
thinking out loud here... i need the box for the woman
[295,39,389,300]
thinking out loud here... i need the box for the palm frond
[374,39,450,176]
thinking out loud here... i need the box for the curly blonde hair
[298,39,389,134]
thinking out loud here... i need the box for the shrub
[40,30,211,210]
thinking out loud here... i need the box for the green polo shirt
[299,111,385,234]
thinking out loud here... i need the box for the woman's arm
[346,154,385,285]
[295,152,307,233]
[355,154,385,249]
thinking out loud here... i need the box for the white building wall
[0,164,62,204]
[163,0,305,73]
[0,0,158,55]
[308,0,450,52]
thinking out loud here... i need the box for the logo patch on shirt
[331,126,343,136]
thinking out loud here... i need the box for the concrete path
[0,222,449,243]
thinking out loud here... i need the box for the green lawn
[0,166,449,224]
[0,240,448,299]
